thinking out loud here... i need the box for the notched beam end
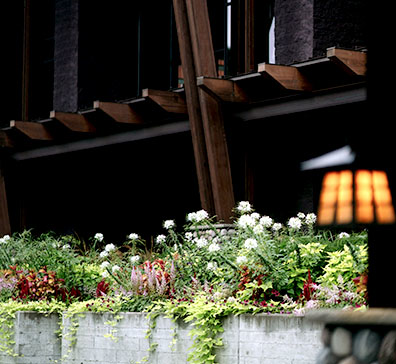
[142,89,188,114]
[326,47,367,76]
[50,110,97,133]
[93,101,144,124]
[258,63,312,92]
[197,77,249,103]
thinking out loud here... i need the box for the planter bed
[1,311,323,364]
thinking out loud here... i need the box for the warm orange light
[318,169,395,225]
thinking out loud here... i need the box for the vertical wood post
[185,0,235,222]
[0,159,11,236]
[172,0,215,216]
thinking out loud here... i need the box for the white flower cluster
[156,234,166,244]
[288,213,317,230]
[163,220,175,230]
[94,233,104,242]
[338,232,350,239]
[0,235,11,244]
[128,233,139,240]
[208,242,221,253]
[236,211,283,233]
[187,209,209,223]
[244,238,258,250]
[236,255,247,265]
[237,201,252,213]
[195,237,209,248]
[207,261,218,271]
[130,255,140,264]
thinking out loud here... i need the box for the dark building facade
[1,0,368,243]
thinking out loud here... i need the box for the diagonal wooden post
[0,158,11,236]
[172,0,215,216]
[184,0,235,222]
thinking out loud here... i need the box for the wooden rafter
[10,120,54,141]
[258,63,312,91]
[93,101,144,124]
[197,77,249,103]
[142,89,188,114]
[50,111,96,133]
[327,47,367,76]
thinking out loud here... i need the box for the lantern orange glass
[317,169,396,225]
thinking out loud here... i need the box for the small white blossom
[128,233,139,240]
[208,242,221,253]
[187,209,209,222]
[237,214,257,229]
[99,250,109,258]
[195,237,209,248]
[272,223,282,231]
[163,220,175,230]
[100,261,110,269]
[156,234,167,244]
[94,233,104,242]
[62,244,70,250]
[244,238,258,250]
[185,232,193,241]
[207,262,218,271]
[237,201,252,213]
[297,212,306,219]
[253,224,264,234]
[259,216,273,228]
[250,212,260,220]
[105,243,116,252]
[227,296,236,303]
[102,271,109,278]
[112,265,121,273]
[236,256,248,265]
[338,232,350,239]
[130,255,140,264]
[305,213,317,225]
[0,234,11,244]
[288,217,302,230]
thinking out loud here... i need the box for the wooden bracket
[10,120,54,141]
[93,101,144,124]
[50,111,96,133]
[142,89,188,114]
[258,63,312,91]
[197,77,249,103]
[327,47,367,76]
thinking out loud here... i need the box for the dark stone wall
[53,0,79,112]
[274,0,314,65]
[274,0,367,64]
[313,0,367,57]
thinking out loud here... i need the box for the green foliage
[0,202,370,363]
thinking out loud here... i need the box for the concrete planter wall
[0,312,323,364]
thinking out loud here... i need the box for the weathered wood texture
[185,0,235,222]
[173,0,215,216]
[0,161,11,235]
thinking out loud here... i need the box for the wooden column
[172,0,215,216]
[0,159,11,236]
[185,0,235,222]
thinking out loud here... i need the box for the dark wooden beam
[197,76,249,103]
[142,89,188,114]
[93,101,144,124]
[10,120,54,141]
[258,63,312,91]
[173,0,215,215]
[50,111,96,133]
[327,47,367,76]
[0,160,11,236]
[186,0,235,222]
